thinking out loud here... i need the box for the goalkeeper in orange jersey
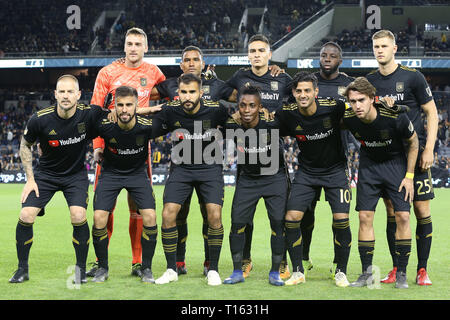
[87,27,166,277]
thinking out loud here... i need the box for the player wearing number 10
[275,72,352,287]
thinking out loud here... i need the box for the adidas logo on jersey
[48,129,57,135]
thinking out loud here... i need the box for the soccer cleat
[416,268,432,286]
[176,261,188,275]
[155,268,178,285]
[279,262,291,280]
[203,260,210,276]
[206,270,222,286]
[242,259,253,278]
[285,271,306,286]
[349,272,373,287]
[269,271,285,286]
[86,261,99,277]
[395,271,408,289]
[92,267,109,283]
[334,271,350,288]
[131,263,143,277]
[223,270,245,284]
[141,268,155,284]
[9,268,29,283]
[381,267,397,284]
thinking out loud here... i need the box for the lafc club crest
[270,81,279,91]
[203,85,210,95]
[323,117,332,129]
[338,86,346,96]
[140,78,147,87]
[396,82,404,92]
[77,122,86,133]
[136,135,145,146]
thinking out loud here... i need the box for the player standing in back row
[224,34,293,279]
[366,29,438,286]
[88,27,166,278]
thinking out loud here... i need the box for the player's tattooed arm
[20,136,39,202]
[399,131,419,202]
[20,137,34,180]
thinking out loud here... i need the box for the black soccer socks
[358,240,375,273]
[208,225,224,272]
[386,215,398,268]
[395,238,411,273]
[92,226,109,270]
[141,225,157,270]
[161,226,178,271]
[15,219,34,270]
[229,223,246,270]
[176,219,187,263]
[285,220,304,273]
[332,218,352,274]
[416,216,432,271]
[72,220,90,271]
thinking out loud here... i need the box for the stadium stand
[0,0,104,57]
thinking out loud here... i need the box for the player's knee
[140,209,156,226]
[413,200,430,218]
[20,207,40,224]
[395,211,410,227]
[285,210,303,221]
[162,203,180,226]
[70,206,86,223]
[70,207,87,224]
[358,211,374,229]
[93,210,109,229]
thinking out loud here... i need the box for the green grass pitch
[0,184,449,300]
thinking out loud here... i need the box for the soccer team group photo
[0,0,449,301]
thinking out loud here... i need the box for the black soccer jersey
[226,68,292,112]
[94,113,156,174]
[276,98,347,174]
[23,104,100,177]
[225,114,285,176]
[155,73,234,101]
[152,99,229,169]
[366,64,433,145]
[343,106,415,163]
[315,72,354,102]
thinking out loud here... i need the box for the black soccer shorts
[94,167,155,212]
[287,166,351,214]
[163,165,224,206]
[231,170,289,224]
[356,156,411,212]
[22,169,89,209]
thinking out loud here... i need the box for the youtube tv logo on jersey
[48,140,60,147]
